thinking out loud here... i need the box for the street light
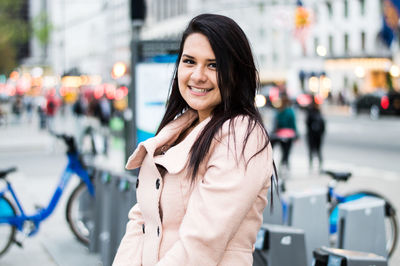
[309,76,319,93]
[255,94,267,108]
[31,67,44,78]
[111,62,128,79]
[354,66,365,78]
[390,65,400,78]
[316,45,327,57]
[125,0,147,164]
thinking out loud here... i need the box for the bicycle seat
[0,167,17,179]
[322,170,352,181]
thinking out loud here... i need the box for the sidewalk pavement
[1,111,399,265]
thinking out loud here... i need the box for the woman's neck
[174,118,199,146]
[197,111,212,123]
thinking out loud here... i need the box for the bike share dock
[83,166,392,266]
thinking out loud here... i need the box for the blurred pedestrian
[73,93,89,147]
[93,95,112,155]
[306,98,325,171]
[271,92,298,170]
[94,95,111,127]
[37,95,47,130]
[11,95,23,124]
[0,104,7,126]
[24,96,34,123]
[113,14,275,266]
[45,92,58,132]
[73,93,88,117]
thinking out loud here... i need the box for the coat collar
[125,110,210,173]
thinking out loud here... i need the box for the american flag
[294,0,311,55]
[379,0,400,47]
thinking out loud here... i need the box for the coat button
[142,224,145,234]
[136,178,139,189]
[157,226,160,236]
[156,178,160,189]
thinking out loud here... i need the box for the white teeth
[190,87,210,93]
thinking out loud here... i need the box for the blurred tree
[0,42,17,73]
[0,0,29,74]
[352,82,359,96]
[32,11,53,58]
[386,72,394,91]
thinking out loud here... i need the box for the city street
[2,0,400,265]
[0,107,399,265]
[316,110,400,174]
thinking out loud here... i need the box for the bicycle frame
[278,185,370,234]
[0,151,95,237]
[328,188,369,234]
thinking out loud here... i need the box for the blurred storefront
[287,0,397,104]
[325,57,397,94]
[13,0,400,106]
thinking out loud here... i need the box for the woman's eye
[182,59,195,64]
[209,63,217,69]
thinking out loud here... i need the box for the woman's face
[178,33,222,122]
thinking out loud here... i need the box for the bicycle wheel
[361,192,398,257]
[66,182,95,245]
[329,192,398,257]
[385,205,398,257]
[0,195,17,256]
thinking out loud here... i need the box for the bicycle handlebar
[0,167,17,179]
[53,133,78,154]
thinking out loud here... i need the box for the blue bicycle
[0,134,96,256]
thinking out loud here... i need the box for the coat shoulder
[209,115,271,164]
[216,115,269,146]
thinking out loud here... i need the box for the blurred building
[294,0,398,103]
[141,0,399,101]
[23,0,45,66]
[26,0,400,101]
[17,0,31,63]
[26,0,132,80]
[140,0,296,88]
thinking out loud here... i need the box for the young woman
[113,14,275,266]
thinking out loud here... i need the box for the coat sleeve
[157,118,273,265]
[113,203,145,266]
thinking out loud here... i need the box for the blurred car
[352,90,400,119]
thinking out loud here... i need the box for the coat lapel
[154,115,211,174]
[125,110,202,170]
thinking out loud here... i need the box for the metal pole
[125,22,142,165]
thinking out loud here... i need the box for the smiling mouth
[189,86,213,93]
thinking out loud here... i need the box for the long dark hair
[156,14,275,187]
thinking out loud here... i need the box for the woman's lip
[188,86,213,96]
[189,86,211,91]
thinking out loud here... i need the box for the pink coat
[113,110,273,266]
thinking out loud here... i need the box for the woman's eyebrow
[182,54,194,59]
[182,54,216,61]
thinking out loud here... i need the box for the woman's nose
[191,66,207,83]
